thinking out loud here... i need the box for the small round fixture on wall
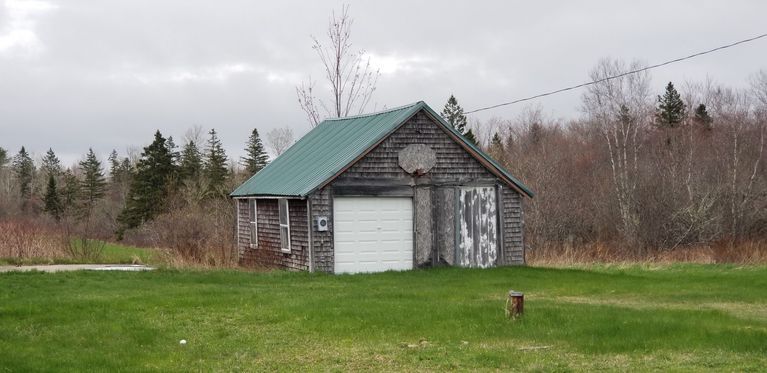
[316,216,328,231]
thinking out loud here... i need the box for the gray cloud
[1,0,765,166]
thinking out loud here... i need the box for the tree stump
[506,291,524,319]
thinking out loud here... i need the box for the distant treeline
[473,60,766,255]
[1,58,765,263]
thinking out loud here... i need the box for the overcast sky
[1,0,765,167]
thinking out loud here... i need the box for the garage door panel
[333,197,413,274]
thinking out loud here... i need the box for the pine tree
[167,136,180,166]
[463,129,477,145]
[0,147,7,168]
[693,103,713,131]
[618,104,633,124]
[61,169,80,213]
[110,151,133,185]
[41,148,62,178]
[108,149,120,180]
[117,131,177,236]
[241,128,269,175]
[43,173,63,220]
[528,122,544,146]
[655,82,686,128]
[12,146,35,201]
[489,132,506,164]
[442,95,467,133]
[179,140,203,181]
[79,148,107,213]
[441,94,477,145]
[0,147,8,191]
[203,128,229,195]
[119,157,133,176]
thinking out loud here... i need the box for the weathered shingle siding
[238,198,310,271]
[501,187,525,265]
[308,187,333,272]
[336,112,495,183]
[236,198,250,256]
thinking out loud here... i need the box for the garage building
[230,101,533,274]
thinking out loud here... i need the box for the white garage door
[333,197,413,274]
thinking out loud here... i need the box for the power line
[465,32,767,115]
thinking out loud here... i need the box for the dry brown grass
[0,219,67,260]
[527,240,767,266]
[120,200,238,268]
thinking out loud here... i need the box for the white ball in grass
[179,339,187,345]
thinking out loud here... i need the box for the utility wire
[465,32,767,114]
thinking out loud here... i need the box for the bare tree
[266,127,295,157]
[581,58,653,246]
[297,4,380,126]
[184,124,205,145]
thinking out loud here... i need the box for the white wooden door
[333,197,413,274]
[457,186,498,268]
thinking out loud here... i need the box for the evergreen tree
[693,103,713,131]
[241,128,269,175]
[12,146,35,201]
[43,173,63,220]
[61,169,80,213]
[115,157,133,199]
[463,128,477,145]
[108,150,133,186]
[167,136,180,166]
[203,128,229,195]
[618,104,633,124]
[0,147,7,168]
[655,82,686,128]
[41,148,62,178]
[108,149,120,180]
[179,140,203,181]
[442,95,467,132]
[489,132,506,164]
[441,94,477,145]
[117,131,177,236]
[119,157,132,175]
[79,148,107,213]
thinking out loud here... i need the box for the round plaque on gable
[398,144,437,175]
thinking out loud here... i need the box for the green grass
[99,241,158,264]
[0,241,160,266]
[1,265,765,371]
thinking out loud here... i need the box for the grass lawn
[1,265,765,371]
[98,241,158,264]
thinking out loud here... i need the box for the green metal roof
[230,101,534,198]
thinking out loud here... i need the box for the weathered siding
[238,198,310,271]
[236,198,250,256]
[435,187,456,265]
[501,187,525,265]
[309,187,334,273]
[336,111,497,183]
[414,186,432,266]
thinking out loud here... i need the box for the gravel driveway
[0,264,154,273]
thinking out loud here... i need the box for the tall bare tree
[297,4,380,126]
[581,58,653,245]
[266,127,295,157]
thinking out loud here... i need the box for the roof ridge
[323,101,423,122]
